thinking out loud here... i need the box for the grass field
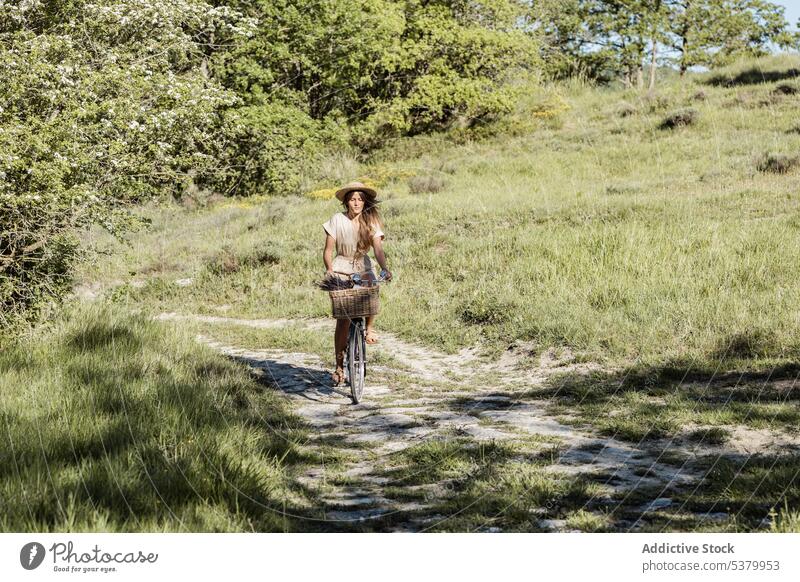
[0,306,329,531]
[77,55,800,367]
[4,54,800,532]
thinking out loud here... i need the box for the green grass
[769,500,800,532]
[532,363,800,442]
[369,437,609,532]
[565,508,613,532]
[26,53,800,531]
[0,304,323,531]
[624,454,800,532]
[76,54,800,371]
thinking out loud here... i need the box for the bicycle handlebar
[350,269,392,285]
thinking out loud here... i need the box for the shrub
[221,1,540,146]
[459,293,513,325]
[436,159,460,175]
[206,246,282,276]
[207,248,242,275]
[643,93,671,113]
[773,82,799,96]
[658,108,699,130]
[214,103,344,198]
[756,153,800,174]
[408,175,448,194]
[713,329,778,359]
[0,0,254,325]
[617,102,637,118]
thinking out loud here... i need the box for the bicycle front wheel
[348,320,366,404]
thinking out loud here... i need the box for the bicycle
[328,270,390,404]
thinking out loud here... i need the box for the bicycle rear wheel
[348,319,366,403]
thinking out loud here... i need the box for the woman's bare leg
[365,315,375,337]
[364,270,378,340]
[334,318,350,371]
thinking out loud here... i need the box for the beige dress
[323,212,384,280]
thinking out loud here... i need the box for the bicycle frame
[343,272,388,403]
[345,316,367,403]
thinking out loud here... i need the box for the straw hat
[335,181,377,202]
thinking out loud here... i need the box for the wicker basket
[329,286,380,319]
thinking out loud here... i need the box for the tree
[0,0,253,324]
[363,0,539,136]
[528,0,668,85]
[217,0,540,143]
[529,0,792,83]
[666,0,793,75]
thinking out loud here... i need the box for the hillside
[3,54,800,533]
[78,55,800,366]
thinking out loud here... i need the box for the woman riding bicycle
[322,182,392,386]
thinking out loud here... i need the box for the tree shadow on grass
[64,321,144,353]
[524,355,800,446]
[415,357,800,531]
[0,317,329,532]
[533,358,800,407]
[509,356,800,530]
[365,437,603,532]
[611,451,800,532]
[705,67,800,87]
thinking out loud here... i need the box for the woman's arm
[323,234,335,274]
[372,235,392,280]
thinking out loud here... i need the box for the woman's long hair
[343,190,383,256]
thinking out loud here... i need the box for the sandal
[331,367,345,386]
[365,330,378,344]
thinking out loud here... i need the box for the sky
[775,0,800,30]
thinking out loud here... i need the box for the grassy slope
[0,305,331,531]
[5,54,800,532]
[79,55,800,369]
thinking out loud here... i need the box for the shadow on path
[229,353,351,402]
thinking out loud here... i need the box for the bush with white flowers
[0,0,253,324]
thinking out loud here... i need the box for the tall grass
[0,305,316,531]
[76,55,800,371]
[9,54,800,533]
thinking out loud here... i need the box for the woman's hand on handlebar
[380,268,393,281]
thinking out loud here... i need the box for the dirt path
[156,313,777,532]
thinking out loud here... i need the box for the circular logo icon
[20,542,46,570]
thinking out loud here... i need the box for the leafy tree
[216,0,539,147]
[529,0,791,83]
[529,0,668,85]
[2,0,542,325]
[0,0,252,324]
[583,0,668,87]
[208,0,403,196]
[666,0,794,75]
[360,0,539,138]
[527,0,588,79]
